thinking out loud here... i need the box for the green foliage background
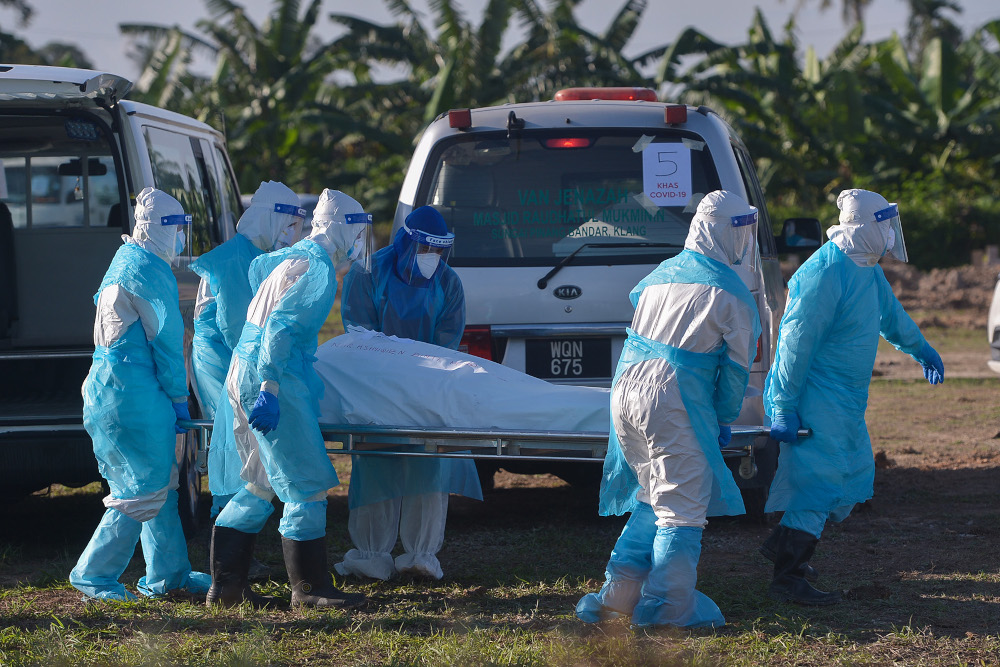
[3,0,998,268]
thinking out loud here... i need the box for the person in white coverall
[205,189,373,609]
[71,187,210,601]
[759,189,945,606]
[335,205,481,581]
[190,181,305,523]
[576,190,762,629]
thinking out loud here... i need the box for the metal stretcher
[180,421,808,482]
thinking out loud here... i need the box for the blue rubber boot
[70,507,143,601]
[576,502,656,623]
[631,526,725,629]
[136,489,210,597]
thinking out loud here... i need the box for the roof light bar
[554,87,657,102]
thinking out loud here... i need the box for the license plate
[525,337,611,380]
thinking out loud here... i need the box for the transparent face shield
[729,208,759,272]
[273,203,307,250]
[874,203,907,263]
[343,212,374,273]
[161,213,192,265]
[398,221,455,284]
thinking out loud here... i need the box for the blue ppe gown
[340,243,481,508]
[764,241,927,528]
[72,242,205,600]
[585,249,761,629]
[219,239,339,540]
[190,234,265,507]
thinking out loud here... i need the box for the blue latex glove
[917,341,944,385]
[249,390,280,435]
[718,424,732,447]
[769,412,800,444]
[172,401,191,434]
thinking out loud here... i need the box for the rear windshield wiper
[537,242,683,289]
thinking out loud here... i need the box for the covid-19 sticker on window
[641,143,691,206]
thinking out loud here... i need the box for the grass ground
[1,324,998,665]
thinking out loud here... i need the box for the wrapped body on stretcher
[312,328,611,579]
[314,328,612,436]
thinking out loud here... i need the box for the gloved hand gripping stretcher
[179,329,806,476]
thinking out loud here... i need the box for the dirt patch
[881,261,998,315]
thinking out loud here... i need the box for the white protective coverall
[206,190,371,609]
[576,190,762,629]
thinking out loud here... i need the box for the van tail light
[754,337,762,363]
[459,325,493,361]
[664,104,687,124]
[448,108,472,130]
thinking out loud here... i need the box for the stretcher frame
[177,421,807,482]
[0,419,805,484]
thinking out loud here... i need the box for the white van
[392,87,820,513]
[0,66,244,530]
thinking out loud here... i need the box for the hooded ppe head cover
[307,188,373,270]
[130,187,190,265]
[393,206,455,287]
[828,189,905,267]
[683,190,758,269]
[236,181,305,252]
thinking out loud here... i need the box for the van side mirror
[777,217,822,254]
[57,158,107,177]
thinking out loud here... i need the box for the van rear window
[0,114,122,229]
[417,130,722,267]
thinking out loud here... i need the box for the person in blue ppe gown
[190,181,305,523]
[575,190,762,629]
[760,188,945,605]
[206,189,373,609]
[334,205,481,581]
[70,187,211,601]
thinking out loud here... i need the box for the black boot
[768,528,841,606]
[205,525,276,608]
[282,536,365,609]
[209,516,272,581]
[759,525,819,582]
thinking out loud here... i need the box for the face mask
[416,252,440,279]
[275,223,297,250]
[346,229,366,260]
[884,227,895,256]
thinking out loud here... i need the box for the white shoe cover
[334,548,396,580]
[394,552,443,580]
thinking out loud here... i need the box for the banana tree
[119,24,217,111]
